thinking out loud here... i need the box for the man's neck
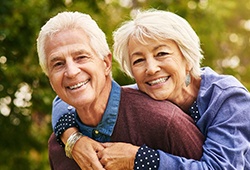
[77,79,112,127]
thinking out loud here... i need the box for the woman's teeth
[148,77,168,85]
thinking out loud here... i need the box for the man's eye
[53,62,63,68]
[133,58,144,65]
[76,55,89,61]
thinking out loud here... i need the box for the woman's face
[128,37,189,102]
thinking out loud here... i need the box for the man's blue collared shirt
[75,81,121,142]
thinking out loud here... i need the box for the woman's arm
[140,88,250,170]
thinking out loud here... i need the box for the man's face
[45,28,112,109]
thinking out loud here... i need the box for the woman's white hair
[37,11,110,76]
[113,9,204,78]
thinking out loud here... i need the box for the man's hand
[72,136,105,170]
[61,128,104,169]
[97,142,139,170]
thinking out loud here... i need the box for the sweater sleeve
[52,96,75,129]
[134,145,160,170]
[52,96,78,143]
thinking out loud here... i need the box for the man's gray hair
[37,11,110,76]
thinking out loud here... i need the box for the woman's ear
[186,62,192,73]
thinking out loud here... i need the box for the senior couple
[37,9,250,170]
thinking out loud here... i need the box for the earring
[185,73,191,87]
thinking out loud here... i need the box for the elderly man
[37,11,204,170]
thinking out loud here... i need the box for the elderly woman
[52,9,250,169]
[112,9,250,169]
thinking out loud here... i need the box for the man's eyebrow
[71,49,91,56]
[49,56,62,64]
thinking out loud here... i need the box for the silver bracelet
[65,132,83,158]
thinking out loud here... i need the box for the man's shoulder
[121,87,151,100]
[120,87,181,114]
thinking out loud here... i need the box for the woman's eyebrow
[131,51,143,56]
[153,44,171,51]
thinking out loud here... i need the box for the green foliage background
[0,0,250,169]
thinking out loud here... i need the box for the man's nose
[64,60,80,78]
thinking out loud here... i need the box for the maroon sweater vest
[48,88,204,170]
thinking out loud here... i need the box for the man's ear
[103,53,112,75]
[49,79,55,92]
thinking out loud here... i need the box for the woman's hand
[98,142,139,170]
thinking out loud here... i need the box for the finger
[102,142,113,148]
[71,137,105,170]
[90,157,105,170]
[73,152,104,170]
[99,155,109,167]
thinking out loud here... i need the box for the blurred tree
[0,0,249,169]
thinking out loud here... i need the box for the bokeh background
[1,0,250,169]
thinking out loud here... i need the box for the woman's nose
[145,59,160,75]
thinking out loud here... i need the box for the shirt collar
[75,80,121,141]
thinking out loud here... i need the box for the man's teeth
[148,77,168,85]
[69,80,88,90]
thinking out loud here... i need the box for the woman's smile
[146,76,170,86]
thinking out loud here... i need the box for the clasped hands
[71,136,139,170]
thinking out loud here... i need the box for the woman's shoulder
[198,67,250,112]
[201,67,248,92]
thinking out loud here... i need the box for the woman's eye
[77,55,86,59]
[133,58,144,65]
[157,52,169,57]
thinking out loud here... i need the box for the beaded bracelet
[65,132,83,158]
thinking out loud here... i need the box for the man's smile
[68,79,90,90]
